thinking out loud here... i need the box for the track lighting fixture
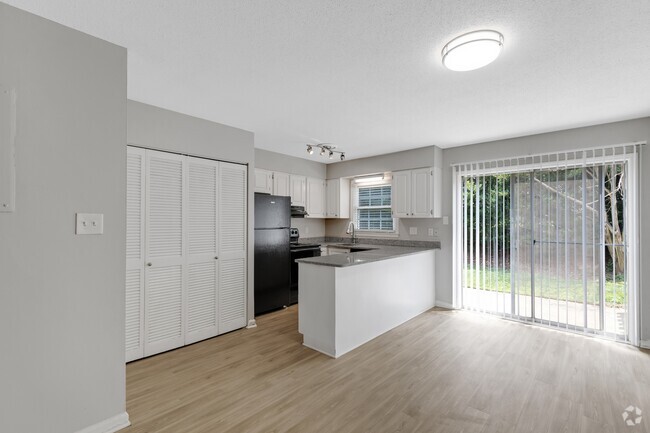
[305,143,345,162]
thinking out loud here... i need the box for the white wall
[436,117,650,343]
[325,146,443,242]
[127,100,256,325]
[0,3,128,433]
[255,148,327,237]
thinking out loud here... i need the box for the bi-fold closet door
[126,146,247,362]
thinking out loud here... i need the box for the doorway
[454,146,639,343]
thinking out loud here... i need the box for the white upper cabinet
[326,178,350,219]
[392,167,441,218]
[391,170,412,218]
[306,177,326,218]
[290,175,307,207]
[273,171,291,197]
[254,168,273,194]
[411,168,432,218]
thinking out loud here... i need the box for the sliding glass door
[456,149,637,343]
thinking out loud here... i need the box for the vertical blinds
[452,142,641,344]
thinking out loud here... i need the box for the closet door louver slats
[186,159,219,344]
[125,148,145,362]
[144,151,185,357]
[219,162,248,333]
[126,147,247,361]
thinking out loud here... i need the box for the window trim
[351,179,398,237]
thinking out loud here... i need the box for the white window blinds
[355,185,394,231]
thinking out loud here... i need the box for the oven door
[290,246,321,304]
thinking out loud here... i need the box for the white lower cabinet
[126,146,248,362]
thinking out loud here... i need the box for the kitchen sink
[333,243,367,248]
[329,243,377,252]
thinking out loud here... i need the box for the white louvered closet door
[185,157,220,344]
[218,162,248,333]
[144,150,186,357]
[125,147,146,362]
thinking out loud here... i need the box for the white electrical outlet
[76,213,104,235]
[428,228,434,236]
[442,216,449,225]
[409,227,417,235]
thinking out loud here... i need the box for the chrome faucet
[346,221,357,244]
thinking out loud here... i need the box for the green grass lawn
[463,266,626,306]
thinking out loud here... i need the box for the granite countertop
[296,243,436,268]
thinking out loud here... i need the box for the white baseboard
[641,339,650,349]
[435,300,455,309]
[74,412,130,433]
[246,319,257,328]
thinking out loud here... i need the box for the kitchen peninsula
[296,244,437,358]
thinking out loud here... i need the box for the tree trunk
[605,166,625,274]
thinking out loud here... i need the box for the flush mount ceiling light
[306,143,345,161]
[442,30,504,72]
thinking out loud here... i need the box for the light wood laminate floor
[126,306,650,433]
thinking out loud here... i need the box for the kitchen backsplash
[325,218,442,243]
[291,218,326,238]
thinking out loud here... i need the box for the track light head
[306,143,345,161]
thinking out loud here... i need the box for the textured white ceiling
[4,0,650,161]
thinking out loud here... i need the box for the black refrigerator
[254,193,291,315]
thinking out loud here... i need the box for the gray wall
[437,117,650,343]
[255,148,326,237]
[325,146,443,242]
[128,100,256,325]
[0,4,128,433]
[255,148,326,178]
[327,146,438,179]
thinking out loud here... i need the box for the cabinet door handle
[147,262,152,267]
[215,256,219,260]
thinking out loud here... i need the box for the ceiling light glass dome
[442,30,504,72]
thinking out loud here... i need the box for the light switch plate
[76,213,104,235]
[442,216,449,225]
[409,227,417,235]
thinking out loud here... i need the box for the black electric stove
[289,228,321,304]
